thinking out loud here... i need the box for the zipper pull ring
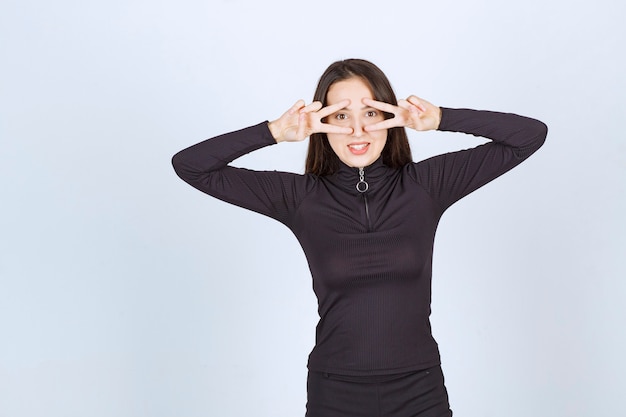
[356,167,369,193]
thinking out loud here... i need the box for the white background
[1,0,624,416]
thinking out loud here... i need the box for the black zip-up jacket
[172,107,547,376]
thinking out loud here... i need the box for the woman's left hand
[362,96,441,132]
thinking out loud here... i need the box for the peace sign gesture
[269,99,353,143]
[363,96,442,133]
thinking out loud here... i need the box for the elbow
[529,118,548,150]
[536,120,548,149]
[171,152,183,177]
[537,120,548,141]
[171,151,183,174]
[171,150,191,181]
[513,118,548,160]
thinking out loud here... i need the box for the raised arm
[171,100,353,224]
[362,95,547,211]
[172,121,299,223]
[416,107,548,211]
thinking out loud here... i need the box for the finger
[407,95,426,112]
[288,99,306,114]
[318,123,353,135]
[296,112,307,139]
[362,98,398,114]
[317,99,351,119]
[397,99,412,110]
[364,118,403,132]
[398,99,421,117]
[300,101,323,114]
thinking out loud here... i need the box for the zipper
[356,167,372,232]
[363,194,371,232]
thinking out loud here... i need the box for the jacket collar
[330,157,391,193]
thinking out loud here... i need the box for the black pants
[306,366,453,417]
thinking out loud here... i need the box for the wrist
[434,107,443,130]
[267,120,283,143]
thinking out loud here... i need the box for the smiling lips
[348,143,370,155]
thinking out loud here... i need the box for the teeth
[349,144,368,150]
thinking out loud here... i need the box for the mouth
[348,142,370,155]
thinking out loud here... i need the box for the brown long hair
[305,59,412,175]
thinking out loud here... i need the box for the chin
[342,156,377,168]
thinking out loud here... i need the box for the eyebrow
[334,106,376,112]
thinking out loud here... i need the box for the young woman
[172,59,547,417]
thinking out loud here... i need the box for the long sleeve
[171,109,548,376]
[171,121,309,226]
[412,108,548,211]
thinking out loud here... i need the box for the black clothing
[306,366,452,417]
[172,108,547,376]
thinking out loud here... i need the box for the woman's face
[325,77,387,168]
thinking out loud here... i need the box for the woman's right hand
[268,99,353,142]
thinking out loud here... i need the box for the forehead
[327,77,374,104]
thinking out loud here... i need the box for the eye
[366,110,378,118]
[334,113,348,121]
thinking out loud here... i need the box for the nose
[351,118,364,137]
